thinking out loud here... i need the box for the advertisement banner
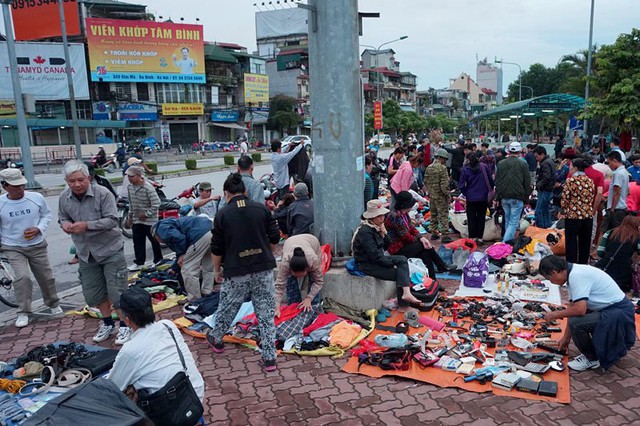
[118,103,158,121]
[11,0,81,41]
[373,101,383,130]
[0,42,89,101]
[86,18,205,84]
[93,101,112,120]
[244,74,269,104]
[0,101,16,117]
[211,111,239,122]
[160,121,171,146]
[161,103,203,116]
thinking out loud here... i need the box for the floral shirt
[561,173,595,219]
[384,211,419,254]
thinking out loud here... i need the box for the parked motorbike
[102,154,120,174]
[172,183,200,217]
[259,173,279,206]
[0,158,24,171]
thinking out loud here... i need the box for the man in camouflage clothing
[424,149,451,240]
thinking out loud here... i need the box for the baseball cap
[508,142,522,153]
[0,168,28,186]
[120,286,153,313]
[199,182,212,191]
[435,148,449,159]
[126,166,144,176]
[127,157,142,166]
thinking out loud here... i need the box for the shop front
[161,103,206,147]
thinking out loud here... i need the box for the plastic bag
[408,258,429,277]
[452,248,471,271]
[320,244,332,275]
[437,246,454,265]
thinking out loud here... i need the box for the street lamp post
[495,58,522,139]
[1,0,40,188]
[583,0,595,142]
[361,36,408,141]
[522,85,534,99]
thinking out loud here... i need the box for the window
[211,86,219,105]
[115,83,132,100]
[136,83,150,101]
[96,82,111,101]
[155,84,205,104]
[76,101,92,120]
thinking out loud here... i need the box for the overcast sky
[4,0,639,93]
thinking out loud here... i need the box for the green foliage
[267,94,302,133]
[94,168,105,177]
[185,158,197,170]
[251,152,262,163]
[223,155,235,166]
[145,161,158,173]
[585,29,640,131]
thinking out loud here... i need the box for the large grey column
[307,0,364,257]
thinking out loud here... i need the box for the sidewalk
[1,278,639,425]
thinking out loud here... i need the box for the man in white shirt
[0,168,61,327]
[109,286,205,401]
[191,181,219,219]
[603,150,629,232]
[240,139,249,157]
[271,140,303,199]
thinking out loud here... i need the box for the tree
[557,46,600,97]
[584,29,640,131]
[506,63,563,102]
[267,94,302,134]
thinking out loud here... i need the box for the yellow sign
[161,103,204,116]
[0,100,16,117]
[244,73,270,104]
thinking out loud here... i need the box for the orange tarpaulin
[341,310,571,404]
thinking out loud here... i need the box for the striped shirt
[128,180,160,226]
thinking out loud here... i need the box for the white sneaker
[15,314,29,328]
[50,306,64,315]
[127,264,141,272]
[568,354,600,372]
[92,323,116,342]
[115,326,133,345]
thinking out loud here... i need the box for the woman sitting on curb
[352,200,429,312]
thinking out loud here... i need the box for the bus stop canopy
[472,93,585,120]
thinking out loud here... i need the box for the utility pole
[303,0,364,256]
[583,0,595,141]
[1,1,40,188]
[58,0,83,159]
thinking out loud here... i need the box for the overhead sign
[244,73,269,104]
[11,0,81,41]
[86,18,205,84]
[161,103,204,116]
[373,101,383,130]
[0,42,89,101]
[528,102,572,110]
[211,111,239,122]
[118,103,158,121]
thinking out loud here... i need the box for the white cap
[508,142,522,153]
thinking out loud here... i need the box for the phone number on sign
[12,0,76,9]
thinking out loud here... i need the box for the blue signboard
[211,110,239,122]
[117,103,158,121]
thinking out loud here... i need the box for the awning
[209,122,247,131]
[204,44,238,63]
[0,118,127,128]
[471,93,585,120]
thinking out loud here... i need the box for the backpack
[463,251,489,288]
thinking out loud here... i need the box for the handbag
[137,324,204,426]
[69,349,118,377]
[481,164,496,204]
[632,263,640,297]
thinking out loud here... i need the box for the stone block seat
[320,267,396,311]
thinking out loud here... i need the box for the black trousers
[132,223,163,266]
[564,218,593,264]
[466,200,488,239]
[358,255,409,304]
[395,242,448,278]
[568,311,600,360]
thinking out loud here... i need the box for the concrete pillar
[307,0,364,257]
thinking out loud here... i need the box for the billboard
[244,73,269,104]
[85,18,205,84]
[0,42,89,101]
[11,0,81,41]
[118,103,158,121]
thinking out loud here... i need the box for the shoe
[567,354,600,372]
[127,264,141,272]
[441,236,453,244]
[430,233,440,241]
[50,306,64,315]
[68,257,79,265]
[260,359,277,372]
[93,323,116,343]
[15,314,29,328]
[206,331,225,353]
[115,326,133,345]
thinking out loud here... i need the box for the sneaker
[206,331,225,353]
[260,359,277,372]
[50,306,64,315]
[568,354,600,372]
[15,314,29,328]
[93,323,116,343]
[127,263,141,272]
[115,326,133,345]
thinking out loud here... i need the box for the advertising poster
[0,42,89,101]
[373,101,383,130]
[85,18,205,84]
[244,73,269,104]
[160,121,171,146]
[11,0,81,41]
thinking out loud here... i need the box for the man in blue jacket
[151,216,213,301]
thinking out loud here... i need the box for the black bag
[410,277,439,310]
[69,349,119,377]
[136,324,203,426]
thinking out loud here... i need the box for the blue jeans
[502,198,524,243]
[535,191,553,229]
[286,275,320,304]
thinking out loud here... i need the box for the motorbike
[172,183,200,217]
[0,158,24,171]
[259,173,279,206]
[101,154,120,174]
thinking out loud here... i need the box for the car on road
[281,135,312,153]
[369,134,392,146]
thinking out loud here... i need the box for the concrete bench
[320,267,396,311]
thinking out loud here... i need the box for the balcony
[207,75,238,88]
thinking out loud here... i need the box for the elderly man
[287,183,314,236]
[108,286,204,411]
[539,255,635,371]
[0,168,61,327]
[127,166,162,271]
[191,182,219,219]
[58,160,131,344]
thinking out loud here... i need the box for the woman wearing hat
[352,200,428,311]
[385,191,454,278]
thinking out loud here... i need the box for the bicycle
[0,257,17,308]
